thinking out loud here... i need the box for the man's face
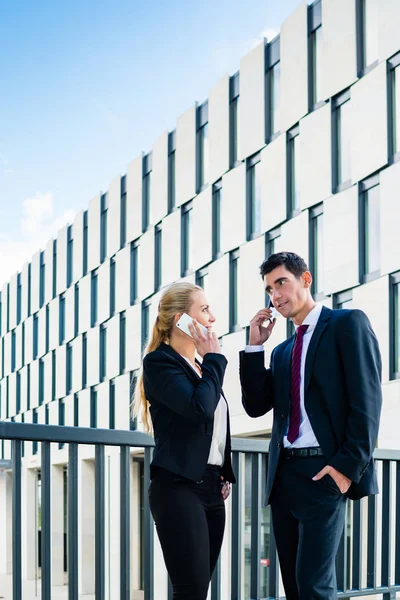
[264,266,312,319]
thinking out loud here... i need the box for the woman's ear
[174,313,182,324]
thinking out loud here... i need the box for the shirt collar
[294,303,323,330]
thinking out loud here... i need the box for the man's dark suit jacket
[240,307,382,504]
[143,342,236,484]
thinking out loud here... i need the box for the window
[51,350,56,401]
[310,205,324,297]
[40,252,45,308]
[265,227,281,259]
[90,387,97,428]
[247,154,262,239]
[83,210,88,276]
[110,258,116,317]
[32,408,38,454]
[74,283,79,337]
[0,293,2,338]
[141,301,151,352]
[39,358,44,405]
[287,319,295,339]
[59,293,66,345]
[21,322,25,368]
[230,73,240,167]
[6,284,9,334]
[333,89,351,192]
[287,126,300,215]
[229,249,240,333]
[181,201,193,276]
[142,153,152,233]
[91,270,98,327]
[17,274,22,326]
[357,0,379,74]
[99,325,107,383]
[212,181,223,259]
[390,273,400,380]
[100,193,108,263]
[33,313,39,360]
[52,240,57,299]
[67,225,73,288]
[121,175,127,248]
[196,267,209,296]
[130,241,139,305]
[334,289,353,310]
[168,132,176,213]
[109,380,115,429]
[129,372,138,431]
[82,333,87,389]
[197,102,209,191]
[309,1,322,109]
[360,175,380,282]
[266,36,281,138]
[16,372,21,414]
[389,53,400,162]
[59,400,65,448]
[27,263,32,317]
[45,305,50,354]
[66,343,72,395]
[27,364,31,410]
[155,225,162,292]
[11,330,16,373]
[120,311,126,375]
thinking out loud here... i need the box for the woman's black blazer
[143,342,236,484]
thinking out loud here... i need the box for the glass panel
[213,188,222,256]
[290,135,300,212]
[313,27,322,105]
[183,208,193,273]
[364,0,379,68]
[199,123,209,188]
[168,151,176,212]
[251,162,262,234]
[338,100,352,186]
[365,185,380,274]
[339,299,353,310]
[271,62,281,135]
[143,173,151,230]
[314,214,324,294]
[395,283,400,373]
[231,98,239,164]
[394,66,400,154]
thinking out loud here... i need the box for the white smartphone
[266,296,279,322]
[176,313,208,338]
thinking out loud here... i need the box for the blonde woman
[133,281,235,600]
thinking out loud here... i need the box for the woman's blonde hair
[132,281,203,433]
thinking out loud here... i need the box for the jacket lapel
[158,342,201,384]
[282,336,295,409]
[304,306,332,394]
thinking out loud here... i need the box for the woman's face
[187,289,216,329]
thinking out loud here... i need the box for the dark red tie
[287,325,309,444]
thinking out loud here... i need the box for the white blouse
[183,357,227,466]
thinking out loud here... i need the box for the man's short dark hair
[260,252,309,279]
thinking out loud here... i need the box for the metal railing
[0,421,399,600]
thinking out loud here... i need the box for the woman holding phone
[133,281,235,600]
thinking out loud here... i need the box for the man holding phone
[239,252,382,600]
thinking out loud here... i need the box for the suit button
[281,414,285,419]
[277,442,281,448]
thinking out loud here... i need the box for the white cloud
[0,192,76,288]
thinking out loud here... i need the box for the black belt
[281,446,323,458]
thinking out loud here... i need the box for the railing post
[395,461,400,586]
[231,451,242,600]
[381,460,393,599]
[143,447,154,600]
[250,453,262,600]
[41,441,51,600]
[351,500,362,591]
[68,443,79,600]
[120,445,130,600]
[12,439,22,600]
[211,555,221,600]
[95,445,105,600]
[367,493,378,589]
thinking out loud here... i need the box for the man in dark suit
[239,252,382,600]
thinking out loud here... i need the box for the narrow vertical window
[66,343,72,395]
[130,242,139,305]
[197,102,209,191]
[39,358,44,405]
[17,275,22,326]
[142,153,152,232]
[82,333,87,389]
[310,205,324,297]
[51,350,56,401]
[91,270,98,327]
[265,227,281,260]
[45,305,50,354]
[121,175,127,247]
[333,90,351,192]
[334,290,353,310]
[110,258,116,317]
[130,372,138,431]
[230,72,240,167]
[59,293,66,345]
[196,267,209,296]
[287,126,300,216]
[39,251,45,308]
[141,301,151,352]
[52,240,57,299]
[33,313,39,360]
[358,0,379,73]
[109,379,115,430]
[360,176,380,281]
[120,311,126,375]
[28,263,32,317]
[389,53,400,162]
[99,325,107,383]
[229,250,240,333]
[74,283,79,337]
[168,132,176,213]
[6,284,10,334]
[16,372,21,414]
[309,1,322,109]
[11,330,16,373]
[181,201,193,276]
[267,36,281,139]
[154,225,162,292]
[21,322,25,368]
[247,154,262,239]
[83,210,88,276]
[212,182,223,259]
[100,193,108,263]
[390,274,400,380]
[67,225,73,287]
[32,408,38,454]
[90,387,97,428]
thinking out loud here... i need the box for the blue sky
[0,0,304,286]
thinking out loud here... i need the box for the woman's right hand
[188,319,221,357]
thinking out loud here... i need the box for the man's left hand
[312,465,352,494]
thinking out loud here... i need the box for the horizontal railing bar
[231,437,270,453]
[338,586,400,598]
[373,449,400,460]
[0,421,154,447]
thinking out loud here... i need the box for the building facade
[1,0,400,597]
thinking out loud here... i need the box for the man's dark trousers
[270,454,347,600]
